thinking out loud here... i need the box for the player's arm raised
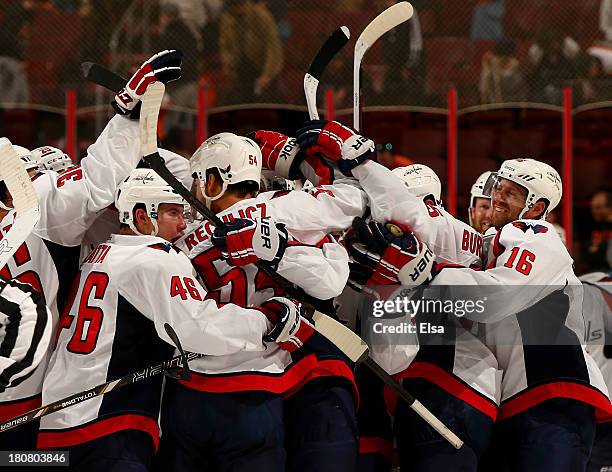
[35,50,183,246]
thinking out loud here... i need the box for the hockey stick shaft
[304,26,350,120]
[0,351,203,433]
[85,65,462,448]
[311,311,463,449]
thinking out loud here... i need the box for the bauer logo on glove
[211,216,289,269]
[346,218,435,289]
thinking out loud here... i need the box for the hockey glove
[113,49,183,118]
[250,130,305,180]
[260,297,314,352]
[295,120,375,176]
[347,218,435,290]
[211,217,288,269]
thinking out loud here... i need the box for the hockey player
[580,271,612,472]
[161,132,367,472]
[288,121,498,471]
[468,171,493,234]
[391,163,443,208]
[320,137,610,471]
[0,49,183,450]
[39,168,304,471]
[429,160,612,472]
[30,146,74,173]
[0,278,51,393]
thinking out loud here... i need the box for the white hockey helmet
[115,168,187,236]
[470,171,493,208]
[469,171,493,227]
[484,158,562,219]
[260,170,295,192]
[392,164,442,206]
[190,133,262,205]
[12,145,39,171]
[30,146,73,172]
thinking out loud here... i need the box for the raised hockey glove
[295,120,375,176]
[211,217,288,269]
[250,130,305,180]
[261,297,314,352]
[113,49,183,118]
[346,218,435,291]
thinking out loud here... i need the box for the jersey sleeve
[121,249,271,356]
[432,221,573,323]
[266,182,368,244]
[0,280,51,392]
[34,115,141,246]
[277,237,350,300]
[352,160,483,266]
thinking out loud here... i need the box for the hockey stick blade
[312,311,464,449]
[353,2,414,130]
[163,323,192,380]
[304,26,350,119]
[81,62,127,93]
[0,351,203,433]
[0,139,40,270]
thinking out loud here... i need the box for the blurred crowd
[3,0,612,107]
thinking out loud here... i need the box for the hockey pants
[62,429,154,472]
[154,382,285,472]
[395,378,493,472]
[284,380,358,472]
[587,422,612,472]
[480,398,595,472]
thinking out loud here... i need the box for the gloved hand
[260,297,314,352]
[295,120,375,176]
[211,217,288,269]
[249,130,304,180]
[346,218,435,291]
[113,49,183,118]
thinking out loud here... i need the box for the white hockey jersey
[580,273,612,400]
[39,234,271,449]
[348,160,500,420]
[433,220,612,422]
[176,185,367,395]
[0,115,141,418]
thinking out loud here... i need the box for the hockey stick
[312,311,463,449]
[84,65,464,448]
[0,139,40,270]
[0,348,203,433]
[353,2,414,131]
[81,62,126,94]
[304,26,350,120]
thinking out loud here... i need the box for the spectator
[160,0,223,52]
[219,0,283,104]
[600,0,612,41]
[574,54,609,104]
[470,0,505,40]
[480,37,527,103]
[0,56,29,105]
[584,189,612,272]
[527,29,579,103]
